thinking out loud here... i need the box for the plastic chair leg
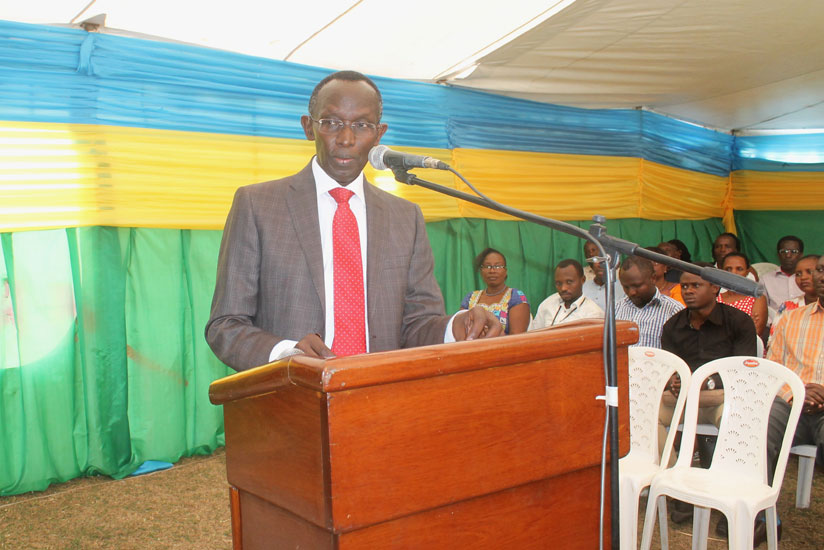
[795,452,815,508]
[728,511,755,550]
[765,506,779,550]
[691,506,710,550]
[619,481,639,550]
[658,499,669,550]
[639,494,666,550]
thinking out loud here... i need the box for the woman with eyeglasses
[460,248,530,334]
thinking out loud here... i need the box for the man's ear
[300,115,315,141]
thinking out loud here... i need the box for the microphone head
[369,145,390,171]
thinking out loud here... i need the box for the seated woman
[769,254,820,344]
[718,252,768,336]
[460,248,530,334]
[647,246,684,305]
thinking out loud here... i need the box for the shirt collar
[562,294,587,310]
[312,156,366,202]
[623,288,662,310]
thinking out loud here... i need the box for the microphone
[698,266,765,297]
[369,145,450,171]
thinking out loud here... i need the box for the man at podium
[205,70,500,371]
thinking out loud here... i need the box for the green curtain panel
[0,214,795,496]
[1,227,230,495]
[734,210,824,264]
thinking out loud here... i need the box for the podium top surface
[209,319,637,406]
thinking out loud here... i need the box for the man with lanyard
[530,259,603,329]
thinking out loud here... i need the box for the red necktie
[329,187,366,356]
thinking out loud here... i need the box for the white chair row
[622,347,806,550]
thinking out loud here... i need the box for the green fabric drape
[734,210,824,264]
[0,215,766,496]
[1,228,230,495]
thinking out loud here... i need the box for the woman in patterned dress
[460,248,530,334]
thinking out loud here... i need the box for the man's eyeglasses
[779,249,801,255]
[310,117,379,135]
[481,265,506,270]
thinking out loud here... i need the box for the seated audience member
[647,245,684,305]
[657,241,683,284]
[762,235,805,311]
[712,232,758,281]
[583,241,597,281]
[718,252,768,337]
[659,265,757,525]
[616,256,683,347]
[461,248,530,334]
[712,232,741,267]
[658,266,757,460]
[582,243,625,311]
[530,259,603,329]
[668,239,692,263]
[764,254,824,544]
[771,255,821,339]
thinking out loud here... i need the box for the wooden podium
[209,320,635,549]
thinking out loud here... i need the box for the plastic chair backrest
[675,356,805,486]
[627,347,692,466]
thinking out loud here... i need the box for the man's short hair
[620,255,654,276]
[777,235,804,253]
[716,232,741,250]
[721,251,750,269]
[555,258,584,277]
[797,254,820,264]
[308,70,383,119]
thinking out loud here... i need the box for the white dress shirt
[529,293,604,330]
[582,278,625,312]
[761,268,803,312]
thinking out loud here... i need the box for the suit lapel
[365,181,388,322]
[286,164,325,314]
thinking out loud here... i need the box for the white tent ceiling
[5,0,824,133]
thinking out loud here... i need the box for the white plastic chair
[790,444,817,508]
[620,347,691,550]
[640,356,805,550]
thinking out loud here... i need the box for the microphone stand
[390,167,762,550]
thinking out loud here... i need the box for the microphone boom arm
[391,166,760,550]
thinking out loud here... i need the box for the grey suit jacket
[205,162,450,371]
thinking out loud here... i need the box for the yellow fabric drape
[451,148,641,220]
[731,170,824,211]
[2,121,821,233]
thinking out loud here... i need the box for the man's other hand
[802,382,824,415]
[452,306,504,341]
[295,333,335,359]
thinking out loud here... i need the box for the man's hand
[666,373,681,397]
[295,333,334,359]
[802,382,824,415]
[452,306,504,341]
